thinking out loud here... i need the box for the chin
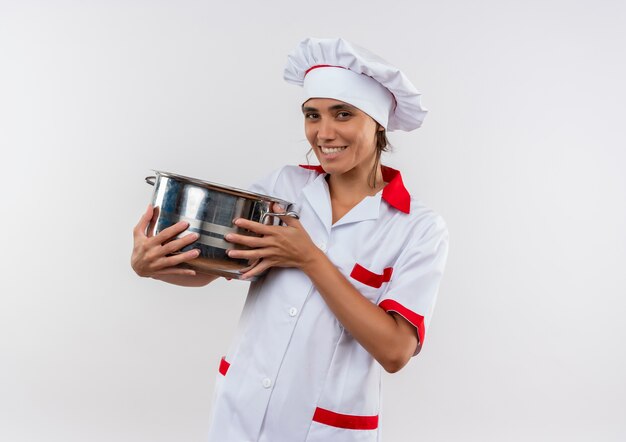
[317,160,341,173]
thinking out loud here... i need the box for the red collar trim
[298,164,411,214]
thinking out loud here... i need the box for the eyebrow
[301,103,359,113]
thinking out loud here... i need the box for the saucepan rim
[148,170,292,208]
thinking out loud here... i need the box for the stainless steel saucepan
[145,170,298,280]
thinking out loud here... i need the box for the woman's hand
[131,205,201,278]
[225,203,321,279]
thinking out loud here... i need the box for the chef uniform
[207,38,448,442]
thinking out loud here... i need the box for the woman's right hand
[131,205,201,278]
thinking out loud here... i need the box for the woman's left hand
[225,203,320,279]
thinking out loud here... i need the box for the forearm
[301,249,417,373]
[224,214,418,371]
[151,273,219,287]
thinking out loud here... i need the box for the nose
[316,117,336,141]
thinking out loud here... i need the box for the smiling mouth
[319,146,347,154]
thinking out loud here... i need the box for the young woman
[131,38,448,441]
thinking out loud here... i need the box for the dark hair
[369,126,391,189]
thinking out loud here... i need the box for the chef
[131,37,448,442]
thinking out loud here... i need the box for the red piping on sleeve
[313,407,379,430]
[379,299,426,345]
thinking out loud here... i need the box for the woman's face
[302,98,380,178]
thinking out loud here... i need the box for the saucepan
[145,170,298,280]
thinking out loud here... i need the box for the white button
[262,378,272,389]
[289,307,298,317]
[317,241,327,252]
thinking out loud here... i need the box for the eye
[304,112,320,120]
[336,111,352,119]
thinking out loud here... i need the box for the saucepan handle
[261,211,300,224]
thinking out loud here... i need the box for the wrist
[300,244,328,275]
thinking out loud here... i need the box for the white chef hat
[284,37,427,132]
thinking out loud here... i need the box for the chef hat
[284,37,427,131]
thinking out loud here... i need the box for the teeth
[320,146,347,154]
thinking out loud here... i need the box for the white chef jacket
[207,165,448,442]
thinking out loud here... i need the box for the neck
[327,163,386,207]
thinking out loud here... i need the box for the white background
[1,1,625,441]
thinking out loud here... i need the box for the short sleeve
[378,215,449,354]
[246,165,316,205]
[246,166,285,197]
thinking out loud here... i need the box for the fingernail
[192,233,199,239]
[225,233,232,240]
